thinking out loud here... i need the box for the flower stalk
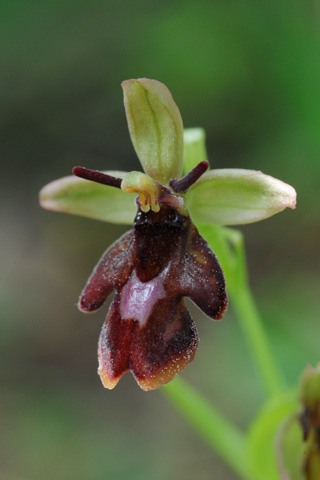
[199,215,286,398]
[231,282,285,398]
[162,376,251,480]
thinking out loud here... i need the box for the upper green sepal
[122,78,184,185]
[184,168,297,225]
[39,171,136,224]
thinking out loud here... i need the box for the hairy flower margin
[40,78,296,391]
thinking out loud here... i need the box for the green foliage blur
[1,1,319,479]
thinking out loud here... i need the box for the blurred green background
[1,0,320,479]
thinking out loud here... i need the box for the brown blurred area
[1,1,320,479]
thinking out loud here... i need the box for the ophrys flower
[40,78,296,390]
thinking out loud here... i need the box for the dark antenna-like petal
[73,166,122,189]
[169,161,209,193]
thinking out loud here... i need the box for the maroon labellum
[73,163,227,390]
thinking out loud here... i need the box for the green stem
[198,224,285,398]
[161,376,251,480]
[230,284,285,398]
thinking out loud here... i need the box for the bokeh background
[1,1,320,479]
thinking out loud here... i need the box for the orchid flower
[40,78,296,391]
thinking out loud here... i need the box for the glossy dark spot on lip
[134,204,187,229]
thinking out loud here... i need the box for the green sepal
[276,414,306,480]
[247,392,299,480]
[300,363,320,410]
[39,171,137,224]
[122,78,184,185]
[185,168,297,225]
[183,128,208,174]
[275,364,320,480]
